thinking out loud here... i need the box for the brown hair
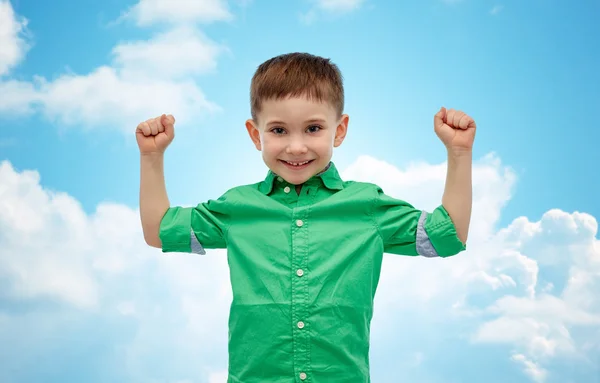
[250,52,344,121]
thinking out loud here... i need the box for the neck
[316,162,331,175]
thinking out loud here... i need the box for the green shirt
[159,162,465,383]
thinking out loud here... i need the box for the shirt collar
[259,161,344,195]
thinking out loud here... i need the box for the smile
[280,159,314,169]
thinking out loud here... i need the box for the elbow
[143,233,162,248]
[141,219,162,248]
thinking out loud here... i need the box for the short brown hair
[250,52,344,121]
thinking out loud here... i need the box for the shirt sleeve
[159,193,231,254]
[371,186,466,257]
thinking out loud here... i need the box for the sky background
[0,0,598,382]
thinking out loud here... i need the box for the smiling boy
[137,52,475,382]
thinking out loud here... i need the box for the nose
[285,138,308,155]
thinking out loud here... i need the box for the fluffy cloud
[0,159,232,382]
[0,1,227,132]
[0,0,30,77]
[112,26,226,80]
[342,154,600,382]
[469,208,600,375]
[34,63,219,132]
[511,354,548,383]
[124,0,233,26]
[1,153,598,382]
[300,0,365,25]
[0,79,38,114]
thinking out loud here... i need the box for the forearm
[139,152,170,247]
[441,150,472,244]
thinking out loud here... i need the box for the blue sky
[0,0,599,382]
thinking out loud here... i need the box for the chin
[273,163,313,182]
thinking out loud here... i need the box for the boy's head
[246,52,349,186]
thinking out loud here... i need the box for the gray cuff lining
[416,211,439,258]
[190,229,206,255]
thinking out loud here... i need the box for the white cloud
[35,65,219,132]
[0,160,99,308]
[301,0,365,24]
[125,0,233,26]
[34,25,225,130]
[469,209,600,370]
[208,371,228,383]
[112,26,226,80]
[343,153,600,381]
[511,354,548,382]
[0,159,231,382]
[0,1,229,132]
[0,79,38,114]
[0,0,30,77]
[1,152,599,382]
[342,153,518,303]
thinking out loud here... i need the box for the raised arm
[136,114,176,247]
[434,107,476,244]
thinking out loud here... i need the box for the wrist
[141,151,165,159]
[140,152,165,168]
[446,147,473,160]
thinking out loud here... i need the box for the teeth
[287,160,310,166]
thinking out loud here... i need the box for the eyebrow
[305,118,327,124]
[266,117,327,125]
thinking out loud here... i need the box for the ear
[333,114,349,147]
[245,119,262,151]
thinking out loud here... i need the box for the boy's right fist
[136,114,175,154]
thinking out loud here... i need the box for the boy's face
[246,96,348,185]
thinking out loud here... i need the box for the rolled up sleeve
[159,194,230,254]
[372,186,465,258]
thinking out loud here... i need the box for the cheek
[313,136,334,152]
[262,136,284,154]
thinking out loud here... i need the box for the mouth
[279,159,314,169]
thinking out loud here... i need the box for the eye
[270,127,286,135]
[307,125,322,133]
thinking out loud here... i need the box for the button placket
[291,206,310,382]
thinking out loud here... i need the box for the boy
[137,52,475,382]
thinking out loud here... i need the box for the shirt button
[299,372,307,380]
[284,186,291,193]
[296,269,304,277]
[297,321,305,329]
[277,176,283,182]
[296,219,303,227]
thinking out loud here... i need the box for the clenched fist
[136,114,175,154]
[434,107,476,153]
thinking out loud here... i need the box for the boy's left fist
[434,107,476,152]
